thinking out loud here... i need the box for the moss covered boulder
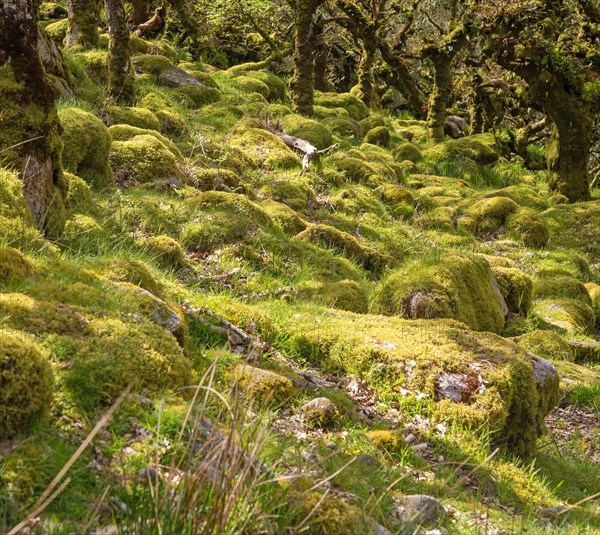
[281,114,333,150]
[423,133,499,166]
[59,108,113,188]
[0,330,54,439]
[232,364,295,404]
[392,143,423,163]
[533,299,596,335]
[110,135,183,185]
[0,247,34,283]
[322,117,360,139]
[515,330,574,361]
[366,430,406,453]
[505,208,549,248]
[363,126,391,148]
[146,235,184,268]
[229,126,300,169]
[103,106,160,131]
[296,279,368,313]
[492,266,533,314]
[371,254,506,334]
[108,124,181,159]
[300,397,340,427]
[314,92,368,121]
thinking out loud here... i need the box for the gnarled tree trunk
[105,0,134,103]
[356,43,377,109]
[427,55,452,142]
[129,0,148,26]
[290,0,324,115]
[0,0,66,237]
[65,0,99,48]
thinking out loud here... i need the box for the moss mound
[363,126,391,147]
[59,108,113,188]
[392,143,423,163]
[187,168,242,192]
[108,124,181,159]
[533,276,591,304]
[232,364,295,404]
[64,172,96,214]
[230,75,271,98]
[331,185,387,218]
[461,196,519,236]
[0,330,54,439]
[492,266,533,314]
[261,175,315,210]
[296,279,368,313]
[171,85,222,108]
[371,254,506,334]
[146,235,184,268]
[505,208,550,249]
[104,106,160,131]
[314,92,368,121]
[534,299,596,335]
[331,156,377,183]
[0,247,34,282]
[321,117,360,139]
[358,115,385,134]
[585,282,600,327]
[260,200,307,234]
[515,330,574,361]
[228,126,300,169]
[281,114,333,150]
[110,135,182,184]
[423,133,499,166]
[367,430,406,453]
[92,258,163,297]
[45,18,68,43]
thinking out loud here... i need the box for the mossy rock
[492,266,533,314]
[300,397,340,427]
[296,279,368,314]
[63,172,96,214]
[534,299,596,335]
[534,251,591,280]
[110,135,183,184]
[281,114,333,150]
[0,330,54,439]
[92,258,163,298]
[232,364,295,404]
[515,330,574,361]
[171,85,222,108]
[104,106,160,131]
[261,175,315,210]
[422,133,500,166]
[585,282,600,327]
[321,117,360,139]
[146,235,184,268]
[260,200,307,234]
[70,49,108,84]
[314,92,368,121]
[187,168,242,192]
[186,69,220,90]
[39,2,68,19]
[294,224,388,275]
[331,156,377,183]
[137,92,188,135]
[489,185,548,211]
[371,254,506,334]
[505,207,549,249]
[0,247,34,283]
[420,206,456,230]
[108,124,181,159]
[461,196,519,236]
[231,75,271,98]
[241,71,287,101]
[363,126,391,148]
[61,214,104,253]
[0,168,33,223]
[380,185,413,209]
[263,302,558,455]
[189,191,273,226]
[330,185,387,218]
[392,143,423,163]
[45,18,68,43]
[131,54,173,75]
[59,108,113,188]
[533,276,591,304]
[358,115,385,134]
[366,429,406,453]
[228,126,300,169]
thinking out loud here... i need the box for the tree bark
[0,0,66,237]
[129,0,147,26]
[65,0,99,48]
[427,55,452,142]
[290,0,324,115]
[356,43,377,109]
[105,0,134,103]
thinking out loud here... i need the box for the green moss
[321,117,360,139]
[462,196,519,236]
[0,247,34,283]
[330,185,387,218]
[492,267,533,314]
[0,330,54,439]
[515,330,574,361]
[281,114,333,150]
[45,18,68,43]
[490,185,548,211]
[380,185,413,210]
[420,206,455,230]
[137,92,188,135]
[70,50,108,84]
[296,279,368,313]
[232,364,295,404]
[422,133,500,166]
[239,71,287,101]
[261,175,315,211]
[92,258,163,297]
[260,200,307,234]
[534,251,591,280]
[533,276,591,304]
[228,127,300,169]
[505,207,550,249]
[230,75,271,98]
[108,124,181,159]
[314,92,368,121]
[544,201,600,260]
[145,235,184,268]
[294,224,388,274]
[171,85,222,108]
[534,299,596,334]
[110,135,182,184]
[371,254,506,334]
[0,168,34,224]
[392,143,423,163]
[63,172,96,214]
[61,214,104,253]
[312,105,349,119]
[358,115,385,134]
[363,126,390,148]
[585,282,600,327]
[187,168,242,192]
[185,69,220,90]
[59,108,113,188]
[39,2,68,19]
[331,156,377,183]
[131,54,173,75]
[104,106,160,131]
[366,429,406,453]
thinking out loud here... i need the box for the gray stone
[394,494,445,525]
[300,397,339,427]
[158,66,204,88]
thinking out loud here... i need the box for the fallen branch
[134,4,166,38]
[265,124,339,174]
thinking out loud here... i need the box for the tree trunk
[129,0,147,26]
[65,0,99,48]
[290,0,323,115]
[427,56,452,142]
[0,0,66,237]
[105,0,134,103]
[313,21,333,92]
[356,43,376,109]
